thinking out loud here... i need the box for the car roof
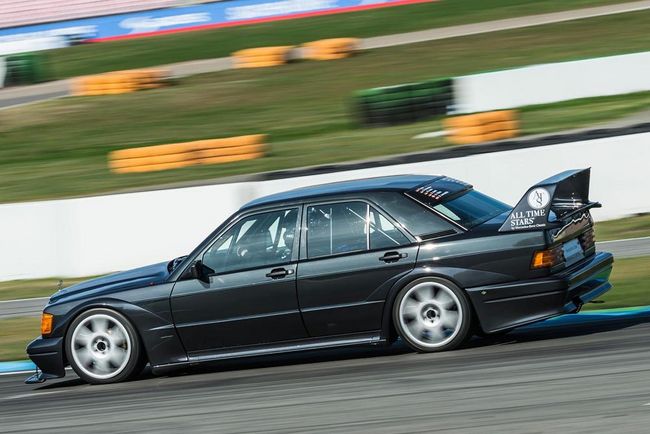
[240,174,441,210]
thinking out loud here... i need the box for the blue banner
[0,0,427,43]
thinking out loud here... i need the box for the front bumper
[467,252,614,333]
[25,336,66,383]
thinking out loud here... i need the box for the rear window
[411,190,510,229]
[370,192,457,239]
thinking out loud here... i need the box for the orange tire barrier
[302,38,359,60]
[73,69,169,96]
[109,134,267,174]
[232,46,293,68]
[443,110,519,145]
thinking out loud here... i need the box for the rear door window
[306,201,410,258]
[307,202,367,258]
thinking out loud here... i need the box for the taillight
[580,228,595,251]
[531,245,564,269]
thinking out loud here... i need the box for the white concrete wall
[1,132,648,281]
[0,36,67,57]
[0,57,5,88]
[454,51,650,113]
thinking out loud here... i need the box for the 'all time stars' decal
[509,208,547,229]
[505,187,552,230]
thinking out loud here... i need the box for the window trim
[300,198,414,261]
[367,191,461,241]
[197,205,303,277]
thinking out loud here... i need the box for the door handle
[265,267,294,279]
[379,251,408,263]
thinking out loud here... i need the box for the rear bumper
[467,252,614,333]
[25,336,66,382]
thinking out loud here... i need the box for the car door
[297,200,418,337]
[171,206,308,354]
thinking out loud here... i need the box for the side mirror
[189,260,211,284]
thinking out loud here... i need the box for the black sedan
[26,169,613,384]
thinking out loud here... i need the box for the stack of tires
[232,46,293,68]
[2,53,48,86]
[72,69,169,96]
[355,78,454,126]
[443,110,519,145]
[109,134,268,174]
[302,38,359,60]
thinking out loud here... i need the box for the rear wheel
[66,308,145,384]
[393,278,472,352]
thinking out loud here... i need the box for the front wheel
[393,278,472,352]
[66,308,145,384]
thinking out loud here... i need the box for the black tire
[65,308,146,384]
[392,277,472,353]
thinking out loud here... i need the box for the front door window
[203,208,299,274]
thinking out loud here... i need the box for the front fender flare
[57,298,188,367]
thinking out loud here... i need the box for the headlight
[40,313,53,336]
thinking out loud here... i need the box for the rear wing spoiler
[499,168,601,232]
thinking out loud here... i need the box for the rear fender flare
[380,269,466,341]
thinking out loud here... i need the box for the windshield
[417,190,510,229]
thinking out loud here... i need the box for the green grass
[1,255,647,360]
[595,214,650,241]
[520,93,650,136]
[0,277,98,302]
[1,10,649,203]
[583,256,650,310]
[0,317,39,361]
[46,0,629,79]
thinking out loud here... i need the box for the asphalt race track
[2,311,650,433]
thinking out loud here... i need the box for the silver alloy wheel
[70,313,132,380]
[398,281,463,349]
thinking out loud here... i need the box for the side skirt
[152,332,385,374]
